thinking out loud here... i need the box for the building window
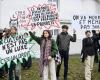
[53,0,57,2]
[48,0,53,2]
[50,30,53,35]
[48,0,59,11]
[54,29,59,35]
[9,19,18,28]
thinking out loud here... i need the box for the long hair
[0,29,3,39]
[3,29,11,38]
[41,30,52,39]
[0,33,3,39]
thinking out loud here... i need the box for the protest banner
[10,3,60,31]
[72,15,100,30]
[0,3,60,68]
[8,3,60,60]
[0,32,35,68]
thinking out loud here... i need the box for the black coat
[81,37,95,62]
[92,33,100,50]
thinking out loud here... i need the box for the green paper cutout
[7,61,11,68]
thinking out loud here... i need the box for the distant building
[0,0,100,54]
[48,0,60,12]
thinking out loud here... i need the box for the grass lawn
[1,55,100,80]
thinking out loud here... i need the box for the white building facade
[0,0,100,54]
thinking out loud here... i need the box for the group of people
[0,25,100,80]
[81,30,100,80]
[29,25,76,80]
[29,25,100,80]
[0,26,32,80]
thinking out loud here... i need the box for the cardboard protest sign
[8,3,60,60]
[72,15,100,30]
[10,3,60,31]
[0,3,60,68]
[0,33,35,68]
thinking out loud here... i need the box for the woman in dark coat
[81,30,98,80]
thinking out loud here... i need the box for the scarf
[40,39,51,77]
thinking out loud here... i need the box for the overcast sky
[0,0,100,39]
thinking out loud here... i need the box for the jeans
[56,50,69,80]
[94,49,98,63]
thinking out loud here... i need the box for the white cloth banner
[72,15,100,30]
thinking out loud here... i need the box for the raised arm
[56,35,60,46]
[51,39,58,58]
[29,31,41,45]
[70,34,76,42]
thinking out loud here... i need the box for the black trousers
[98,61,100,72]
[22,56,32,69]
[56,50,69,80]
[8,62,19,80]
[0,67,4,77]
[0,63,8,78]
[94,49,98,63]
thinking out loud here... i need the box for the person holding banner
[8,26,21,80]
[0,29,5,78]
[81,31,95,80]
[29,30,58,80]
[56,25,76,80]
